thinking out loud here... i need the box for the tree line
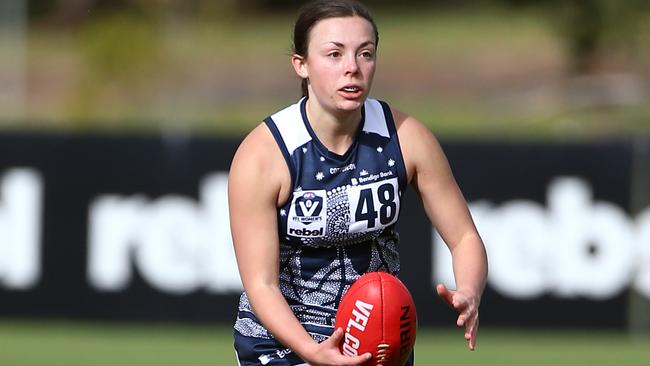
[27,0,650,74]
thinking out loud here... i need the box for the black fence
[1,133,648,328]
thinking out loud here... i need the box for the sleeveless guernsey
[234,97,408,344]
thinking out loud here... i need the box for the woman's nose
[344,54,359,75]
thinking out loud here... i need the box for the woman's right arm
[228,124,371,366]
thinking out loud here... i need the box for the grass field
[1,320,649,366]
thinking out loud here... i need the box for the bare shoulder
[392,108,440,144]
[232,123,278,164]
[229,123,290,204]
[391,107,447,181]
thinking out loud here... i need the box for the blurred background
[1,1,650,365]
[1,0,648,138]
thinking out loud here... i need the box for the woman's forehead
[309,16,375,46]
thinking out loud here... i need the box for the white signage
[3,167,649,301]
[0,169,42,289]
[433,177,650,300]
[87,173,243,295]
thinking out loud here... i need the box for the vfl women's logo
[287,190,327,238]
[294,192,323,225]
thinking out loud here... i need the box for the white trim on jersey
[362,99,390,138]
[270,98,311,156]
[270,98,390,157]
[235,350,242,366]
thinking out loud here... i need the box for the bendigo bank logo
[293,192,323,225]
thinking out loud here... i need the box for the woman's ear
[291,54,309,79]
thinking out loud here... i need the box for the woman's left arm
[395,109,488,350]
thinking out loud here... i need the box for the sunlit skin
[229,13,487,366]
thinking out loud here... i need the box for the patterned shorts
[234,329,414,366]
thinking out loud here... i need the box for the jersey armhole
[263,117,296,205]
[378,100,408,189]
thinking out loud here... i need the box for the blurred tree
[234,0,482,12]
[503,0,650,74]
[26,0,649,75]
[28,0,57,17]
[560,0,604,73]
[230,0,650,74]
[126,0,241,18]
[28,0,96,25]
[27,0,241,23]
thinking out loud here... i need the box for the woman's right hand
[303,328,372,366]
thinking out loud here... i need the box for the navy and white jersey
[234,97,408,352]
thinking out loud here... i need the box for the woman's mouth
[339,86,363,98]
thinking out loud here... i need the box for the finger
[340,352,372,365]
[452,294,470,311]
[334,348,372,365]
[327,327,344,345]
[435,283,449,297]
[467,316,479,351]
[457,314,465,327]
[436,283,455,307]
[462,310,477,337]
[325,330,372,365]
[456,302,473,327]
[458,309,476,340]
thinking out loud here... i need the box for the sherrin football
[334,272,417,366]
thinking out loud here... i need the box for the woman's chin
[336,98,365,112]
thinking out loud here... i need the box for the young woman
[228,1,488,365]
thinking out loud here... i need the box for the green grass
[1,320,649,366]
[420,328,650,366]
[0,320,234,366]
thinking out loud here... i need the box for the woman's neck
[305,98,362,155]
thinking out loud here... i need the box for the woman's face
[295,16,377,115]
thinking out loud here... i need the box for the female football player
[228,1,488,365]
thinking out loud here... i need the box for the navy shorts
[234,330,415,366]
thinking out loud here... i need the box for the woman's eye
[360,51,374,59]
[328,51,341,58]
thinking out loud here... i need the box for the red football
[334,272,417,366]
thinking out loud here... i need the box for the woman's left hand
[436,283,481,350]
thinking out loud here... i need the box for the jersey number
[354,183,397,229]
